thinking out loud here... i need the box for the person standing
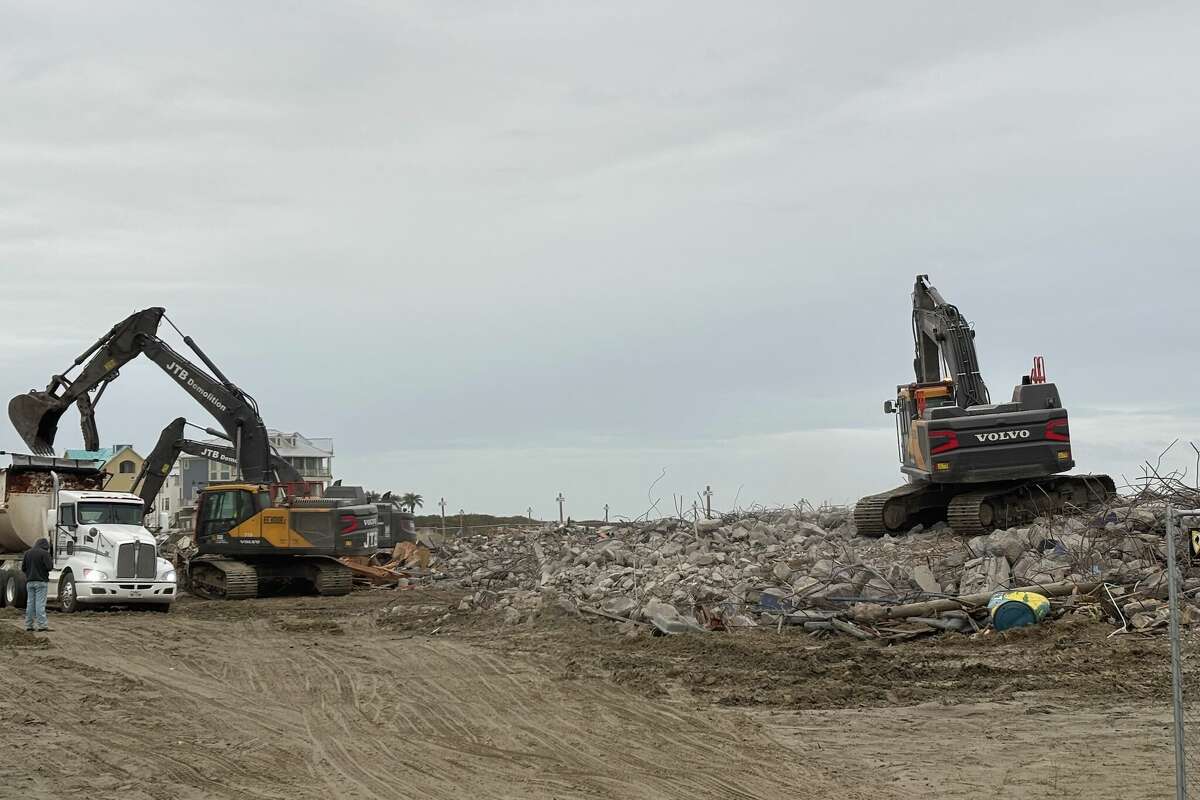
[21,538,53,632]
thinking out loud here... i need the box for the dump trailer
[855,275,1115,537]
[0,455,176,612]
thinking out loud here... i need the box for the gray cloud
[1,2,1197,514]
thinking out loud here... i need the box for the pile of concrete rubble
[434,503,1197,637]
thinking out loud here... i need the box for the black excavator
[854,275,1115,538]
[8,308,379,598]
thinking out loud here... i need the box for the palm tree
[400,492,424,513]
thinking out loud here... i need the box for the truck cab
[51,490,178,612]
[0,456,177,613]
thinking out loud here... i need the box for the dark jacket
[21,538,53,582]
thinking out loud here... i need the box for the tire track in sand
[0,604,881,800]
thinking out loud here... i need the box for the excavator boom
[8,307,273,483]
[911,274,989,408]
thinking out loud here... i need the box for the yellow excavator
[9,308,379,598]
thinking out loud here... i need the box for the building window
[163,498,170,511]
[119,460,136,474]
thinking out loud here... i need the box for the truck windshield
[78,503,144,526]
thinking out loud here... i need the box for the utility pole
[459,508,465,535]
[527,506,533,523]
[439,497,446,535]
[604,503,609,523]
[556,492,565,525]
[692,500,699,522]
[703,485,713,519]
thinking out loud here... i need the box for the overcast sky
[2,2,1198,519]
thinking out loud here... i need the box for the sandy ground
[0,588,1183,799]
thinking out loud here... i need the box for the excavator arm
[910,274,990,408]
[132,417,303,513]
[8,307,273,482]
[8,308,166,453]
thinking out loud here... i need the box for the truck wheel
[59,572,79,614]
[5,572,27,610]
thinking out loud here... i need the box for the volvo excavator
[8,308,379,599]
[131,415,414,573]
[854,275,1115,538]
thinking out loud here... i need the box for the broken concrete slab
[643,600,705,635]
[910,565,941,595]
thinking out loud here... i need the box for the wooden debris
[389,542,431,569]
[829,618,874,640]
[852,580,1100,622]
[907,616,968,633]
[579,605,652,627]
[339,556,425,586]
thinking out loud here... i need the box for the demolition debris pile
[432,502,1193,637]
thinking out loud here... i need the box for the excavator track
[310,559,353,596]
[854,484,934,537]
[946,474,1117,537]
[946,491,999,538]
[189,557,259,600]
[859,474,1117,539]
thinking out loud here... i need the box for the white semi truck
[0,454,176,613]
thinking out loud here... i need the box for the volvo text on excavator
[854,275,1115,538]
[8,309,379,599]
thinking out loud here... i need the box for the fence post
[1169,505,1188,800]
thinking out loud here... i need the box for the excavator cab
[911,382,955,416]
[889,381,955,472]
[195,485,266,545]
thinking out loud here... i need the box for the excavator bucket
[8,392,66,456]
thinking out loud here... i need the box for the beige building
[62,443,146,493]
